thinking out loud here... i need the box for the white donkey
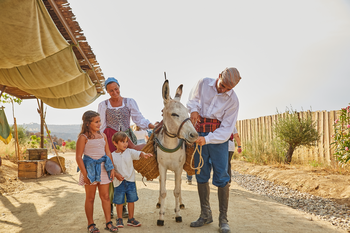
[154,79,199,226]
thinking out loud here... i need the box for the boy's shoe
[122,205,129,218]
[116,218,124,228]
[127,218,141,227]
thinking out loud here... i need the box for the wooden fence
[236,110,342,165]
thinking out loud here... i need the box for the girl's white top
[111,148,141,187]
[98,98,151,133]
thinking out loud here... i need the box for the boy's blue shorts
[113,180,138,204]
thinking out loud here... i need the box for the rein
[154,117,190,153]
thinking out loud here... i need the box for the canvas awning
[0,0,105,108]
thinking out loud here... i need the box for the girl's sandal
[87,223,100,233]
[105,221,118,232]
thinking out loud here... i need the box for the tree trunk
[285,145,295,164]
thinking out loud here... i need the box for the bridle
[154,117,191,153]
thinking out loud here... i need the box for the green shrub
[241,129,285,164]
[274,108,319,164]
[11,125,29,145]
[332,104,350,164]
[66,141,76,150]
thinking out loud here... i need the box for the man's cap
[221,67,241,89]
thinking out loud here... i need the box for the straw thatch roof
[0,0,104,99]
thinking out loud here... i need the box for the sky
[2,0,350,126]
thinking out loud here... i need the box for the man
[228,127,242,183]
[62,140,66,154]
[187,67,241,233]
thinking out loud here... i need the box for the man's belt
[196,117,221,133]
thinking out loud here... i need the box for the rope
[190,143,204,174]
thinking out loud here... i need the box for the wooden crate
[18,160,46,179]
[27,148,48,160]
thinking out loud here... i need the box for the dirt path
[0,153,345,233]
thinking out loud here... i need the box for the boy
[111,131,153,228]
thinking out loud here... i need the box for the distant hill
[20,123,81,141]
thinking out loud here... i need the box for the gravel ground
[232,170,350,232]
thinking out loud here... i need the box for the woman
[98,77,154,153]
[98,77,154,218]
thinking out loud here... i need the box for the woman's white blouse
[98,98,151,133]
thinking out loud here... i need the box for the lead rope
[190,143,204,174]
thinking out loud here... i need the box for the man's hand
[237,147,242,153]
[190,111,200,126]
[115,172,124,181]
[195,136,206,146]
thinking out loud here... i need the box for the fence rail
[236,110,342,165]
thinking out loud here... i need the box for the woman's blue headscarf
[104,77,120,90]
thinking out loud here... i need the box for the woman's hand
[115,172,124,181]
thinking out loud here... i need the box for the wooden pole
[40,100,44,148]
[14,117,20,161]
[36,99,65,172]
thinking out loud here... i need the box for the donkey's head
[162,80,198,144]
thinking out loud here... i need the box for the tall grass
[0,140,16,160]
[239,130,286,165]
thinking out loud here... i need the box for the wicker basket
[133,133,159,181]
[183,144,196,176]
[133,132,196,180]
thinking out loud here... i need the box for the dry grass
[0,140,28,162]
[237,131,350,175]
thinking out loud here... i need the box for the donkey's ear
[174,84,183,101]
[162,80,171,104]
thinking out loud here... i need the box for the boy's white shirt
[112,148,141,188]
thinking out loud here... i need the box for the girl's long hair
[79,110,100,139]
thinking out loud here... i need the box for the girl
[76,110,118,232]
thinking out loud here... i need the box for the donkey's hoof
[156,203,161,209]
[157,220,164,226]
[180,204,185,209]
[175,216,182,222]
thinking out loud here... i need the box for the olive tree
[273,109,320,164]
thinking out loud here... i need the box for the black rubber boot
[218,183,230,233]
[190,182,213,227]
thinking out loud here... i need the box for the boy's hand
[115,172,124,181]
[142,152,153,159]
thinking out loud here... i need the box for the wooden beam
[0,86,6,99]
[47,0,103,89]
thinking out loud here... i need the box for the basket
[183,144,196,176]
[133,133,159,181]
[133,132,197,180]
